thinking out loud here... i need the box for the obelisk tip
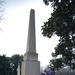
[31,9,35,11]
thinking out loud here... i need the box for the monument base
[21,60,40,75]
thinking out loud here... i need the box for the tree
[0,54,23,75]
[10,54,23,75]
[42,0,75,69]
[0,0,5,20]
[50,58,63,71]
[0,55,12,75]
[0,0,5,31]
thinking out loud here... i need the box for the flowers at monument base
[41,69,55,75]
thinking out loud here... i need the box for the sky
[0,0,59,67]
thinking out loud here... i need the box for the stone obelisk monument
[21,9,40,75]
[17,63,21,75]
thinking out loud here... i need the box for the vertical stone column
[17,63,20,75]
[26,9,36,53]
[21,9,40,75]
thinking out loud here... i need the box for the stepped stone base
[24,52,38,61]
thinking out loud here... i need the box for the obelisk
[17,63,20,75]
[21,9,40,75]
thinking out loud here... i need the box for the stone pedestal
[21,53,40,75]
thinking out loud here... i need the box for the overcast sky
[0,0,59,67]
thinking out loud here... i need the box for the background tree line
[0,54,23,75]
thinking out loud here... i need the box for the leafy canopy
[0,54,23,75]
[42,0,75,69]
[0,55,12,75]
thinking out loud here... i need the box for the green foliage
[42,0,75,69]
[50,58,63,70]
[0,55,12,75]
[10,54,23,75]
[0,54,23,75]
